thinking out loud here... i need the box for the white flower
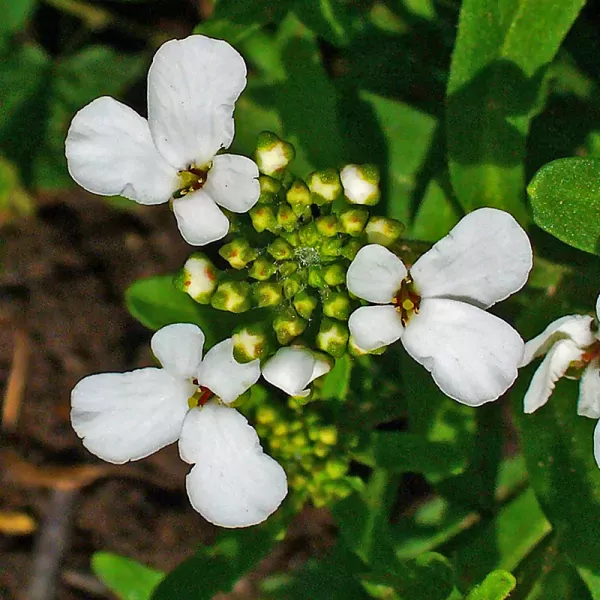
[70,323,287,528]
[346,208,533,406]
[262,347,332,397]
[65,35,259,246]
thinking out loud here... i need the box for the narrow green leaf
[92,552,164,600]
[528,157,600,255]
[578,566,600,600]
[465,570,516,600]
[447,0,585,222]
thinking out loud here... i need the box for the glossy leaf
[447,0,585,222]
[528,157,600,255]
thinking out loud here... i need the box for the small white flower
[346,208,533,406]
[71,323,287,528]
[262,347,332,397]
[65,35,260,246]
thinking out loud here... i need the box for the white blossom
[70,323,286,527]
[65,35,259,246]
[346,208,532,406]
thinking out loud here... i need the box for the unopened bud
[232,324,273,362]
[248,256,277,281]
[307,169,342,205]
[174,253,219,304]
[267,237,294,260]
[298,222,320,246]
[339,207,369,237]
[293,290,319,319]
[256,405,277,425]
[279,261,298,277]
[273,308,308,344]
[323,262,346,287]
[320,237,343,258]
[322,290,351,320]
[365,216,404,247]
[277,203,298,232]
[219,238,259,270]
[286,180,312,215]
[307,266,326,289]
[340,164,380,205]
[252,281,283,307]
[341,239,363,261]
[325,459,346,478]
[258,175,281,204]
[283,273,303,299]
[315,215,338,237]
[255,131,295,178]
[210,280,252,313]
[316,318,349,358]
[249,205,278,233]
[319,426,338,445]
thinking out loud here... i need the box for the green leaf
[0,0,37,36]
[0,154,34,222]
[465,570,516,600]
[410,177,460,243]
[152,523,282,600]
[320,354,352,401]
[92,552,164,600]
[528,157,600,255]
[578,566,600,600]
[447,0,585,222]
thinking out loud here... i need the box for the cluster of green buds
[249,386,360,510]
[174,131,404,364]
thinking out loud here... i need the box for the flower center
[392,276,421,326]
[575,341,600,368]
[188,383,214,409]
[173,164,211,199]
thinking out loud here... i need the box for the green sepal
[267,237,295,260]
[317,318,349,358]
[320,237,344,258]
[323,262,346,287]
[298,221,320,246]
[293,289,319,319]
[365,216,405,247]
[173,253,219,304]
[308,265,327,289]
[252,281,283,308]
[315,215,339,237]
[232,323,275,363]
[258,175,281,204]
[339,207,369,237]
[286,179,312,215]
[277,203,298,232]
[283,273,303,299]
[322,290,351,320]
[341,239,363,261]
[307,168,342,205]
[210,280,252,313]
[218,238,259,270]
[248,256,277,281]
[273,307,308,344]
[278,261,298,277]
[249,205,278,233]
[254,131,295,179]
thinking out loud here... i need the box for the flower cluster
[65,33,539,527]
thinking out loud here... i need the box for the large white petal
[147,35,247,169]
[348,305,404,352]
[198,339,260,404]
[262,347,329,397]
[346,244,407,303]
[203,154,260,213]
[521,315,595,367]
[410,208,532,308]
[179,404,287,527]
[71,368,193,464]
[523,339,585,414]
[65,97,176,205]
[151,323,205,380]
[578,359,600,418]
[172,189,230,246]
[402,298,524,406]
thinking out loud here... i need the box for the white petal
[523,339,585,414]
[346,244,407,303]
[410,208,533,308]
[71,368,192,464]
[578,359,600,418]
[521,315,595,367]
[402,298,524,406]
[203,154,260,213]
[150,323,205,380]
[262,347,330,397]
[172,189,230,246]
[65,97,176,204]
[179,404,287,527]
[147,35,247,169]
[198,339,260,404]
[348,305,404,352]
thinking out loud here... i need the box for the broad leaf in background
[528,157,600,256]
[447,0,585,223]
[92,552,164,600]
[464,570,516,600]
[410,177,460,242]
[0,0,37,38]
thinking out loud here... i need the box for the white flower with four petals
[71,323,287,528]
[346,208,533,406]
[65,35,260,246]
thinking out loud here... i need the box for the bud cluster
[174,132,404,364]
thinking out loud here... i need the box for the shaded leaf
[465,570,516,600]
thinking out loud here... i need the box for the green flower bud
[273,308,308,344]
[249,204,278,233]
[315,215,339,237]
[325,460,347,479]
[173,253,219,304]
[307,169,342,205]
[232,324,273,362]
[323,262,346,287]
[320,237,343,258]
[219,238,259,270]
[278,261,298,277]
[283,273,303,299]
[256,405,278,425]
[339,207,369,237]
[365,216,404,247]
[340,164,380,205]
[280,230,300,248]
[277,203,298,232]
[255,131,295,178]
[316,318,349,358]
[258,174,281,204]
[319,426,338,445]
[248,256,277,281]
[286,180,311,215]
[322,290,351,320]
[252,281,283,307]
[341,239,363,261]
[267,237,294,260]
[307,266,326,289]
[293,290,319,319]
[210,280,252,313]
[314,443,329,459]
[298,222,320,246]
